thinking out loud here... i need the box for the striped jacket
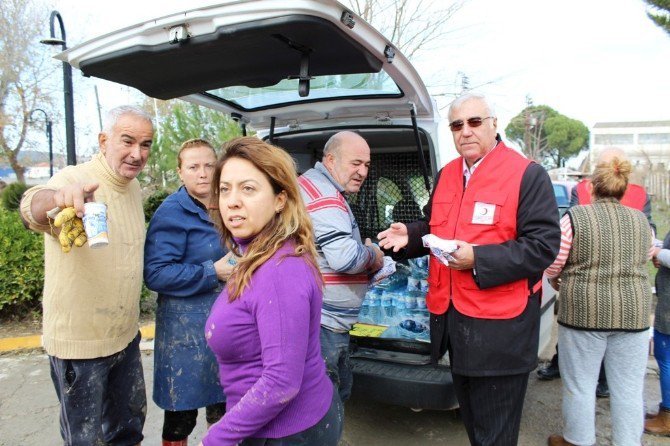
[299,162,377,332]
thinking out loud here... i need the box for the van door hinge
[341,11,356,29]
[384,45,395,63]
[168,25,190,44]
[231,113,250,136]
[376,112,392,124]
[275,35,313,97]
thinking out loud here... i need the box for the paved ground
[1,325,670,445]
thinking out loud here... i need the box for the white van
[59,0,557,410]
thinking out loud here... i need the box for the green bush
[1,182,30,211]
[144,188,171,223]
[0,207,44,318]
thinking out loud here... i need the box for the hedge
[0,189,175,319]
[0,207,44,318]
[144,188,171,223]
[1,182,30,211]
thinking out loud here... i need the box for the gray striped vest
[559,198,651,331]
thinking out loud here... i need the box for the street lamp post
[40,10,76,166]
[29,109,54,178]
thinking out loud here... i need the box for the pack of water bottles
[358,255,430,342]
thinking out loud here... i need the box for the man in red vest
[537,147,656,399]
[378,93,560,445]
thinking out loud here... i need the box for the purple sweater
[203,239,333,445]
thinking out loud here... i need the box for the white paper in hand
[421,234,459,266]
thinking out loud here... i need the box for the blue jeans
[49,332,146,446]
[655,329,670,410]
[319,327,353,402]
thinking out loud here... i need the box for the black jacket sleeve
[472,163,561,290]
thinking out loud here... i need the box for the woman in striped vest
[545,157,652,446]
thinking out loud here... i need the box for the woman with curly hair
[199,137,343,446]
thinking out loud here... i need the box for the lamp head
[40,38,65,46]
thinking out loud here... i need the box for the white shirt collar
[461,141,500,187]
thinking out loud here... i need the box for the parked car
[58,0,557,410]
[552,180,577,217]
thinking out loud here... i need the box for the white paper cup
[83,202,109,248]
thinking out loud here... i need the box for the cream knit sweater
[20,153,145,359]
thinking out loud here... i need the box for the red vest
[575,179,647,211]
[427,143,532,318]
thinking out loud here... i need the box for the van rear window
[206,72,401,110]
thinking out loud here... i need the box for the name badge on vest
[472,202,496,225]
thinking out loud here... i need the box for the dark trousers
[49,332,146,446]
[319,327,353,402]
[162,403,226,441]
[452,372,529,446]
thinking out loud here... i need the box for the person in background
[378,92,560,445]
[19,105,153,446]
[645,232,670,436]
[298,131,384,403]
[538,147,656,400]
[545,156,652,446]
[199,137,343,446]
[144,139,233,446]
[571,148,655,231]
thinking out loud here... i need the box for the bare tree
[0,0,54,183]
[344,0,465,60]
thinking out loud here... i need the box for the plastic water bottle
[407,276,420,292]
[393,291,407,324]
[358,290,371,323]
[380,290,395,325]
[405,290,419,312]
[415,292,427,311]
[367,289,382,325]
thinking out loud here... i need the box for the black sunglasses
[449,116,494,132]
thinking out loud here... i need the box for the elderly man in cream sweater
[20,105,154,446]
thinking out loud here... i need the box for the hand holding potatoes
[52,207,87,253]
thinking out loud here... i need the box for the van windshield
[205,72,402,110]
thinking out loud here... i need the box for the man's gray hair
[448,93,496,121]
[102,105,154,134]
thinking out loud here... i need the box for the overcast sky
[43,0,670,160]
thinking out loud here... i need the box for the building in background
[25,163,54,179]
[590,121,670,168]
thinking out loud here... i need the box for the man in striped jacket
[298,131,384,403]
